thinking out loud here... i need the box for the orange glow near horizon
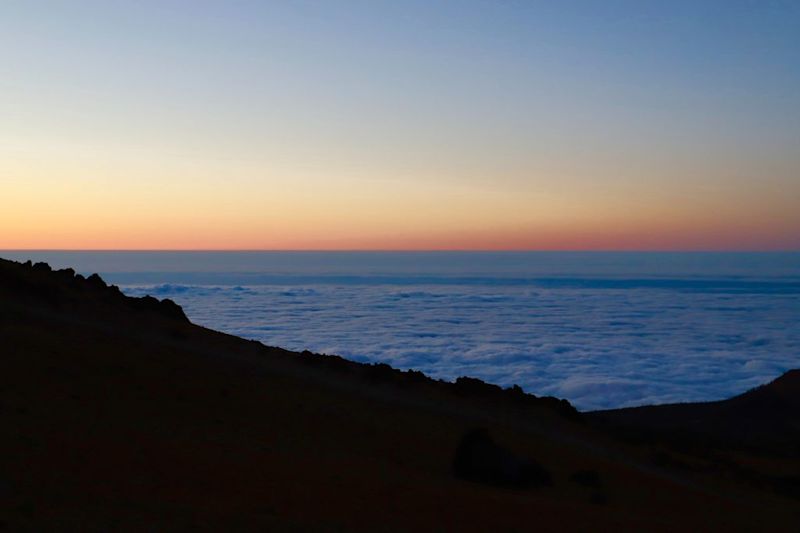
[3,211,798,252]
[3,149,798,251]
[2,159,799,251]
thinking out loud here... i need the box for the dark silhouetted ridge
[0,257,578,419]
[590,369,800,456]
[0,258,188,323]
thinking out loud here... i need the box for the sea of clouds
[6,251,798,411]
[121,279,800,410]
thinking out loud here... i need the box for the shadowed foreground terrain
[1,257,798,531]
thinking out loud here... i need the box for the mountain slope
[590,370,800,455]
[1,257,798,531]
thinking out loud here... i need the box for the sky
[2,0,799,250]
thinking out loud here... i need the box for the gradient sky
[2,1,799,250]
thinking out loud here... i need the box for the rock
[452,428,552,488]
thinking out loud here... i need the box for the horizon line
[3,248,799,254]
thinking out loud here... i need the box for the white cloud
[122,281,800,411]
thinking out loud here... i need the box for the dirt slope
[2,258,798,531]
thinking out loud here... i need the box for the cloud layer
[122,280,800,411]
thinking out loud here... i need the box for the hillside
[591,369,800,455]
[1,257,798,531]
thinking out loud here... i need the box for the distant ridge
[739,369,800,407]
[591,368,800,455]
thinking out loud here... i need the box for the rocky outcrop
[0,258,188,323]
[453,428,553,488]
